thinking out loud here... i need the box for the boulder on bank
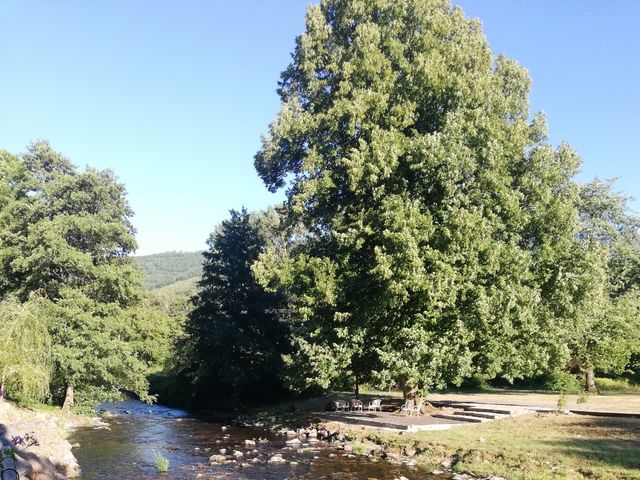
[0,402,80,479]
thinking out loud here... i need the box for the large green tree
[558,180,640,390]
[185,209,288,405]
[253,0,599,396]
[0,141,166,409]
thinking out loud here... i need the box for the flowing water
[70,400,440,479]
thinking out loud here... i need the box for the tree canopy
[0,141,176,409]
[253,0,640,394]
[183,209,289,405]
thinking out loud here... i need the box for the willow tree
[254,0,584,395]
[0,297,51,403]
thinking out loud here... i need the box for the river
[69,399,438,479]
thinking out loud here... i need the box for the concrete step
[464,406,525,416]
[432,413,486,423]
[455,410,503,420]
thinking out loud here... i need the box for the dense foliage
[179,209,289,405]
[0,296,51,403]
[1,1,638,413]
[134,251,203,290]
[253,0,640,395]
[0,142,178,410]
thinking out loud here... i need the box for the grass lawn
[426,391,640,413]
[256,391,640,479]
[353,413,640,480]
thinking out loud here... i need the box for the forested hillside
[134,251,203,290]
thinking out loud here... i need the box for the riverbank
[233,392,640,480]
[0,400,100,480]
[316,413,640,480]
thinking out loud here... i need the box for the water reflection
[70,399,437,479]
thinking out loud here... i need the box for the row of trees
[3,0,637,411]
[0,142,178,410]
[177,0,640,404]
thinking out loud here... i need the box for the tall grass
[155,454,170,473]
[595,377,640,394]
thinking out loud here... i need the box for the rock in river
[268,454,287,465]
[209,454,227,465]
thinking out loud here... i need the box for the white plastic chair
[334,400,349,412]
[350,399,363,412]
[400,399,414,416]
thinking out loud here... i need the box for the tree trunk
[584,368,596,392]
[62,384,74,412]
[354,375,359,399]
[400,381,417,400]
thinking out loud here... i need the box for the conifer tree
[186,209,288,404]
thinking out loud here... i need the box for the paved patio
[427,393,640,418]
[321,410,467,431]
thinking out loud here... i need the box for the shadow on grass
[541,416,640,472]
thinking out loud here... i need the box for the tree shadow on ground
[1,422,66,479]
[541,416,640,472]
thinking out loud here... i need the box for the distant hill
[149,276,199,297]
[134,251,203,290]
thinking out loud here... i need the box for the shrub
[576,393,589,404]
[557,392,568,412]
[543,371,582,393]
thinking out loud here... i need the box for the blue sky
[1,1,638,255]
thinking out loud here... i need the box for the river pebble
[268,454,287,465]
[209,454,226,464]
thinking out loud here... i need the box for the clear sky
[1,1,638,255]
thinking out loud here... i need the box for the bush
[576,393,589,404]
[543,371,582,393]
[459,375,490,390]
[557,392,568,412]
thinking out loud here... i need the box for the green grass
[22,401,62,413]
[595,377,640,394]
[155,453,170,473]
[344,413,640,480]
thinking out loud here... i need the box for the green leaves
[0,296,51,403]
[253,0,640,394]
[185,209,289,404]
[0,141,164,408]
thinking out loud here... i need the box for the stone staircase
[430,402,532,424]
